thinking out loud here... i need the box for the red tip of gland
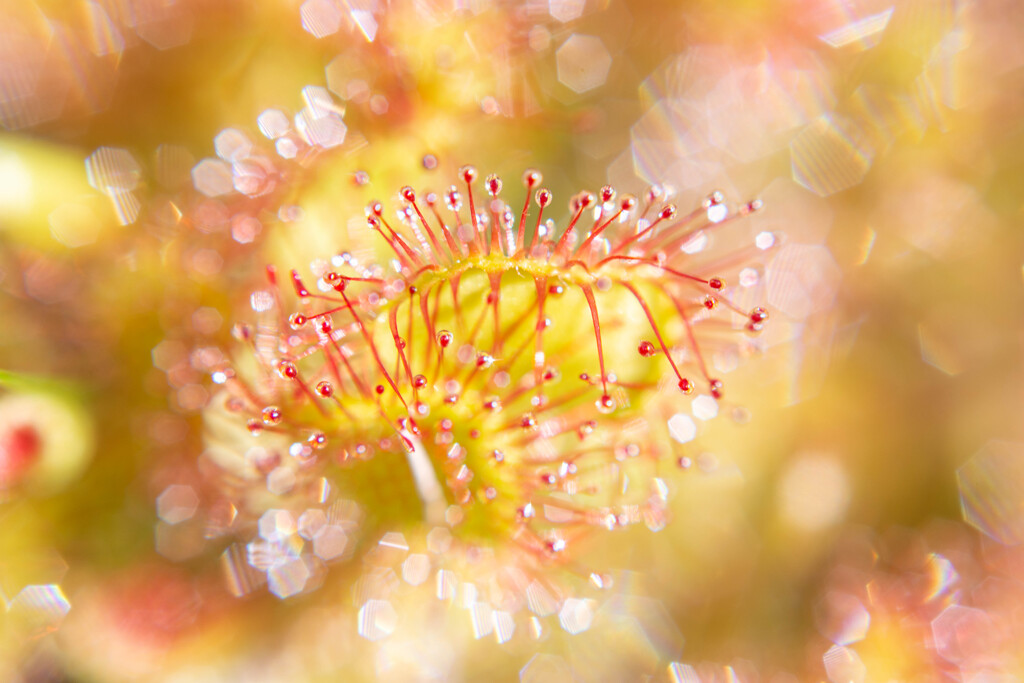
[600,185,615,203]
[290,270,310,297]
[659,204,677,220]
[536,189,552,208]
[367,201,383,216]
[709,379,724,399]
[444,188,461,211]
[289,313,307,329]
[413,374,427,388]
[375,385,385,395]
[401,186,416,202]
[261,406,282,425]
[578,192,596,210]
[485,174,502,196]
[620,195,637,211]
[638,340,657,357]
[460,165,477,183]
[315,381,334,397]
[678,378,694,394]
[708,278,724,291]
[436,330,453,348]
[704,296,717,310]
[277,361,298,379]
[523,169,542,189]
[750,307,768,323]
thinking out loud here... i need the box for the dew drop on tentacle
[522,169,542,189]
[485,174,502,196]
[709,379,724,399]
[277,361,298,380]
[261,406,282,425]
[444,187,462,212]
[206,165,774,612]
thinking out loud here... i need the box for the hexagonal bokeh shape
[156,484,199,525]
[959,440,1024,545]
[313,525,349,561]
[815,591,870,645]
[300,0,342,38]
[86,147,141,192]
[214,128,252,163]
[691,395,719,421]
[191,158,234,197]
[295,111,347,149]
[558,597,594,634]
[569,594,683,680]
[765,243,841,320]
[791,113,874,196]
[931,604,999,664]
[257,109,291,140]
[823,645,865,683]
[358,599,398,640]
[258,509,296,542]
[401,553,430,585]
[7,584,71,634]
[556,34,612,94]
[667,413,697,444]
[751,177,835,245]
[520,654,572,683]
[549,0,585,23]
[267,557,311,599]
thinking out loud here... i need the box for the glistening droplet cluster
[202,165,774,636]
